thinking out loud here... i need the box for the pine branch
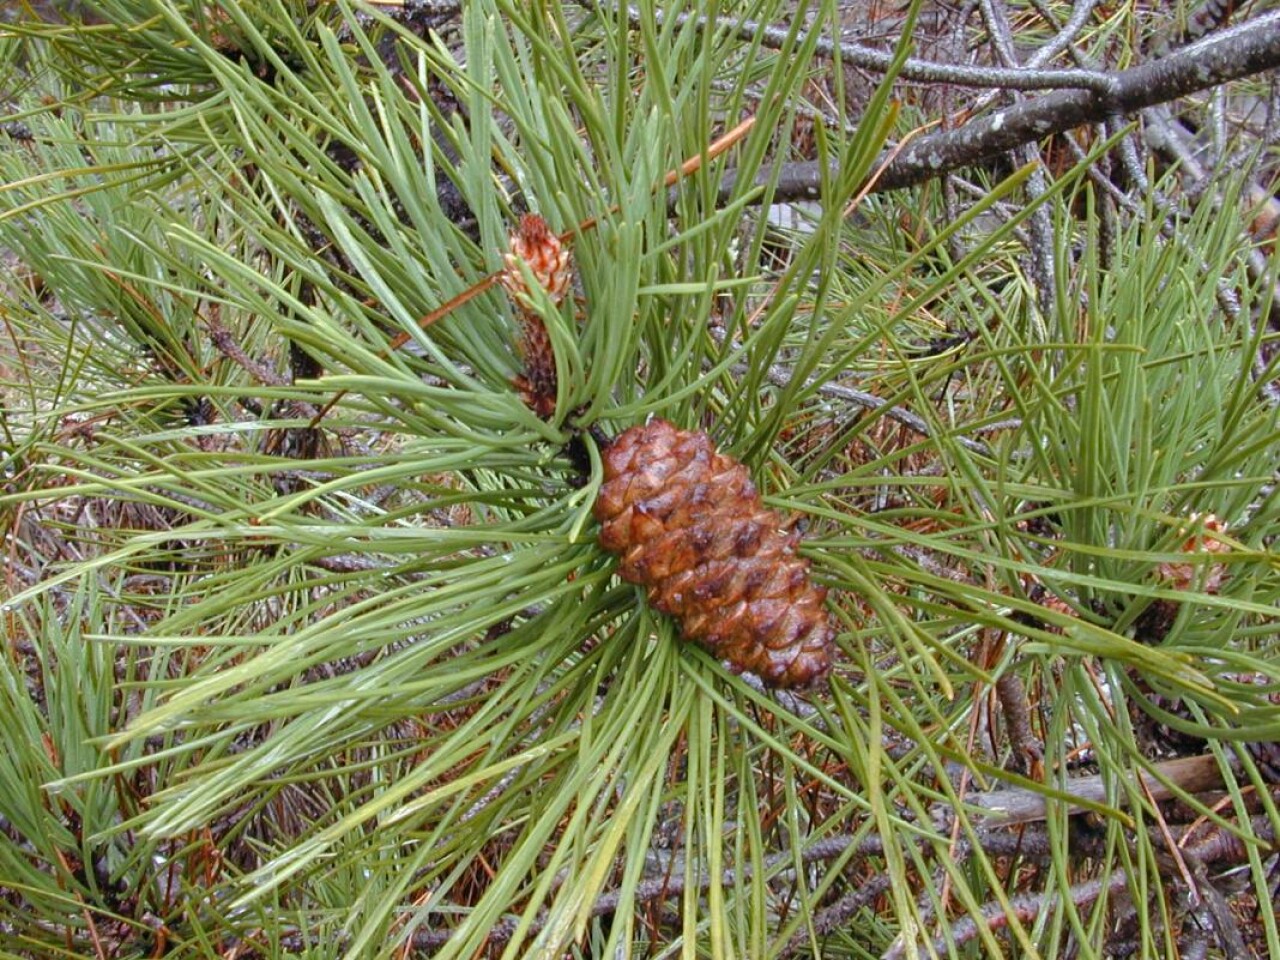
[580,0,1119,93]
[962,754,1226,826]
[887,815,1278,960]
[717,11,1280,201]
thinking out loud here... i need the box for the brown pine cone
[594,419,835,688]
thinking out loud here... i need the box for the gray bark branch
[719,11,1280,201]
[580,0,1120,93]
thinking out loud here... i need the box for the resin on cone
[594,419,834,688]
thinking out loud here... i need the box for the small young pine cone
[594,419,835,688]
[500,213,571,306]
[1155,513,1230,594]
[501,214,570,418]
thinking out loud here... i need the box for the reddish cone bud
[500,214,570,419]
[500,213,571,306]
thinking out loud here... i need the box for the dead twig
[721,12,1280,201]
[963,753,1227,826]
[995,670,1044,772]
[883,869,1132,960]
[580,0,1119,93]
[757,362,1003,458]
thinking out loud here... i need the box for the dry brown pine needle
[594,418,835,688]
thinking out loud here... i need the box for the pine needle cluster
[1,2,1278,958]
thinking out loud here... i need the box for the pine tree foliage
[1,1,1278,958]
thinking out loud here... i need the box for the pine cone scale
[594,419,835,688]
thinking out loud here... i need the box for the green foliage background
[1,1,1278,957]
